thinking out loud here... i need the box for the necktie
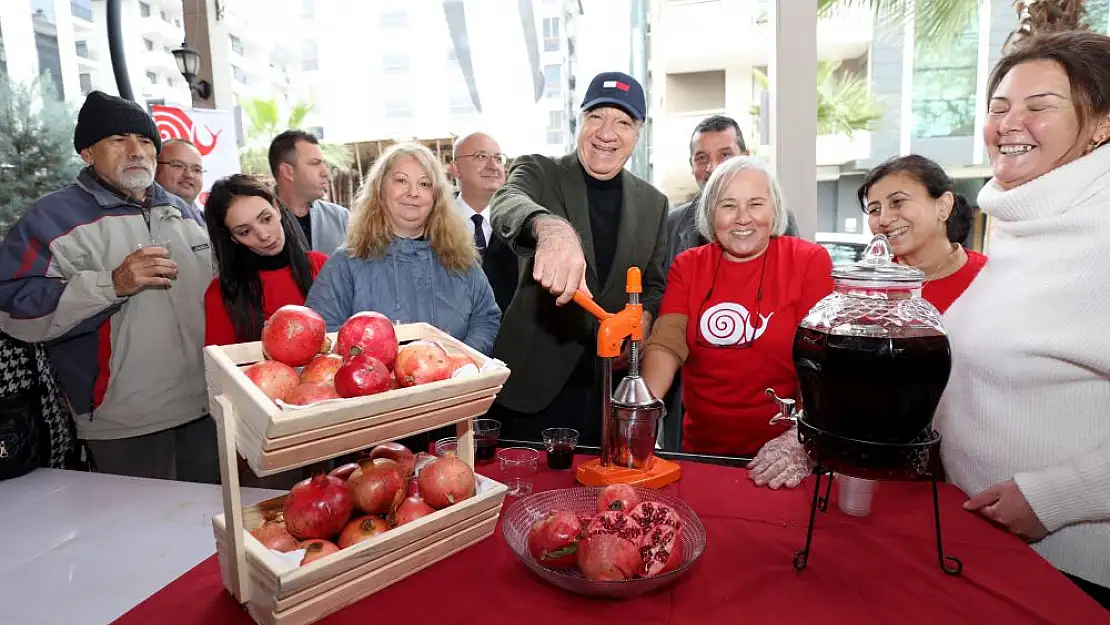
[471,214,487,250]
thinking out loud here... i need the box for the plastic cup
[541,428,579,470]
[837,474,877,517]
[474,419,501,465]
[434,437,457,458]
[497,447,540,497]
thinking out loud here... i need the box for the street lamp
[171,42,211,99]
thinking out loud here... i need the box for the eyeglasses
[455,152,507,166]
[694,247,769,350]
[157,160,206,175]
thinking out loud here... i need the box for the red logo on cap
[615,82,630,92]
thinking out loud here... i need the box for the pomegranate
[578,534,642,581]
[285,382,341,406]
[335,311,398,367]
[417,456,475,509]
[393,495,437,526]
[348,458,406,514]
[298,539,339,566]
[334,354,392,399]
[337,515,391,548]
[328,462,360,481]
[394,340,452,388]
[249,520,298,552]
[596,484,641,513]
[300,354,344,385]
[369,442,415,477]
[412,452,436,477]
[243,360,300,403]
[282,474,354,540]
[628,501,686,577]
[585,511,644,542]
[261,305,326,367]
[527,510,583,570]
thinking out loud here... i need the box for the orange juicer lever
[571,267,681,488]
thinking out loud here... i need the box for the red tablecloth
[112,456,1109,625]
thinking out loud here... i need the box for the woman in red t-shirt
[642,156,833,473]
[857,155,987,313]
[202,175,329,346]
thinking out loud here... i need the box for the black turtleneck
[581,163,623,287]
[244,247,291,272]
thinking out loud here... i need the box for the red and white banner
[150,105,241,208]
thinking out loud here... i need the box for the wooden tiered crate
[205,323,511,625]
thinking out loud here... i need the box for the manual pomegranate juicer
[571,267,682,488]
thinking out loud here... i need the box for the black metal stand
[792,419,963,576]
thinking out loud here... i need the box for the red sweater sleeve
[799,244,835,318]
[307,251,330,277]
[204,279,239,347]
[659,248,694,317]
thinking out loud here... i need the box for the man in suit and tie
[489,71,669,447]
[449,132,516,312]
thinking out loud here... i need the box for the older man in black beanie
[0,91,219,483]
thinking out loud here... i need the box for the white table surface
[0,469,281,625]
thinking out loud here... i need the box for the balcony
[138,13,183,44]
[655,0,872,73]
[71,1,96,29]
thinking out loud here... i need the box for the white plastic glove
[746,427,813,489]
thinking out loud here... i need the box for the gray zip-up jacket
[0,168,214,440]
[305,237,501,355]
[309,200,350,255]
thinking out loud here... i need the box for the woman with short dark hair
[936,31,1110,608]
[857,154,986,313]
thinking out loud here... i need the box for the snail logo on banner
[150,105,240,208]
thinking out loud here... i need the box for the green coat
[489,152,669,414]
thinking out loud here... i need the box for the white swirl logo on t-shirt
[698,302,773,346]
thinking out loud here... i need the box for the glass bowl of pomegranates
[501,484,706,599]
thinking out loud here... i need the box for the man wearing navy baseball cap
[487,71,669,447]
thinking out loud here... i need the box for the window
[167,76,174,87]
[229,34,244,55]
[146,71,158,85]
[75,40,89,58]
[547,110,565,145]
[384,99,413,121]
[79,72,92,95]
[1082,0,1109,34]
[302,39,318,71]
[232,65,248,83]
[71,0,93,21]
[301,0,315,18]
[160,10,169,22]
[911,7,979,139]
[379,9,407,29]
[447,45,458,63]
[144,38,154,51]
[308,126,325,140]
[544,64,562,99]
[139,2,151,18]
[542,17,561,52]
[382,53,409,75]
[450,92,475,115]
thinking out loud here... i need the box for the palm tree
[1003,0,1090,52]
[751,62,884,139]
[821,0,980,47]
[237,98,353,177]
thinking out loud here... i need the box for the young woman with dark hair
[202,174,329,346]
[857,154,987,313]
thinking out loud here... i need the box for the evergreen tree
[0,74,81,236]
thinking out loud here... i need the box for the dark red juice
[793,327,952,443]
[475,435,496,463]
[546,444,574,470]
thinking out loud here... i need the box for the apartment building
[0,0,304,111]
[298,0,628,157]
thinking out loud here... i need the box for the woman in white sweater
[936,31,1110,608]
